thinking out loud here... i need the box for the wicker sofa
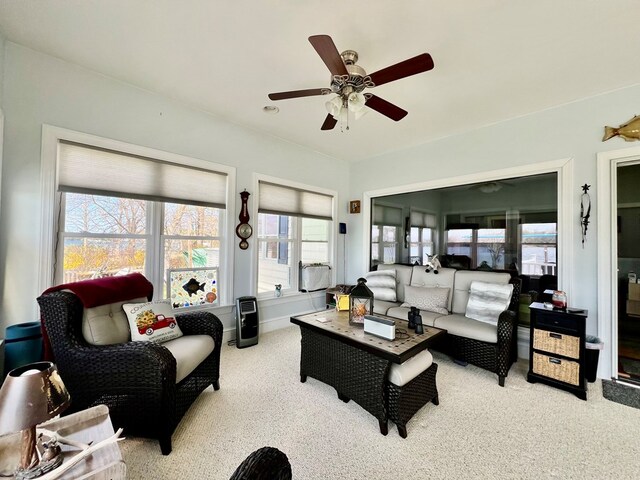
[38,288,222,455]
[370,265,521,386]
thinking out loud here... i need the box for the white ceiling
[1,1,639,162]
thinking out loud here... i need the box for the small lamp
[0,362,71,478]
[349,277,374,326]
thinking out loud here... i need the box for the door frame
[597,145,640,380]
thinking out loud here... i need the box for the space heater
[235,296,259,348]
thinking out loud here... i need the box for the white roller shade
[410,211,437,228]
[58,141,228,208]
[373,204,403,226]
[258,181,333,220]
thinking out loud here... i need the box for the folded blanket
[40,273,153,360]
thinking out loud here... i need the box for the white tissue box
[364,315,396,341]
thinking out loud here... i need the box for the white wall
[0,42,349,333]
[348,82,640,377]
[0,31,5,107]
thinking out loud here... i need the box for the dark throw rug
[603,379,640,410]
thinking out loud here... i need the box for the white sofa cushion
[401,285,449,315]
[373,300,398,315]
[410,267,456,311]
[451,270,511,314]
[365,270,397,302]
[377,264,413,303]
[162,334,215,383]
[386,306,443,327]
[82,296,147,345]
[465,281,513,325]
[388,349,433,387]
[434,313,498,343]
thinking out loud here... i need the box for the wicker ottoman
[387,350,439,438]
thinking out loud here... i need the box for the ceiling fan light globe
[325,97,343,118]
[347,92,366,112]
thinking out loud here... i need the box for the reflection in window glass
[447,229,472,243]
[447,229,472,259]
[477,228,505,269]
[382,226,396,242]
[371,225,398,266]
[410,227,434,264]
[520,223,557,275]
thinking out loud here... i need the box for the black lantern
[349,277,374,326]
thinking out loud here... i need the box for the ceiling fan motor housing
[330,50,373,94]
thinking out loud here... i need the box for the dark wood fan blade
[369,53,434,87]
[365,95,408,121]
[321,114,338,130]
[309,35,348,76]
[268,89,327,101]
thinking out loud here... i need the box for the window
[371,225,399,265]
[446,225,506,269]
[409,210,437,264]
[446,212,556,272]
[520,222,557,275]
[257,180,334,296]
[477,228,506,269]
[55,139,230,307]
[371,204,402,267]
[446,228,473,258]
[410,227,434,264]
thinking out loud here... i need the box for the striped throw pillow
[365,269,397,302]
[464,281,513,325]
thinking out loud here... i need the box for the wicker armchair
[37,290,222,455]
[441,277,522,386]
[230,447,292,480]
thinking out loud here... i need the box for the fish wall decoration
[603,115,640,142]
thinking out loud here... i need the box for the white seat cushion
[385,306,443,327]
[388,349,433,387]
[434,314,498,344]
[162,334,215,383]
[373,300,398,315]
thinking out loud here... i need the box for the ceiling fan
[268,35,434,131]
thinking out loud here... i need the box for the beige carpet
[120,326,640,479]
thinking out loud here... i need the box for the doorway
[617,162,640,383]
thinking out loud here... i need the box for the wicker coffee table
[290,310,446,436]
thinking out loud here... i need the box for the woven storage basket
[533,329,580,359]
[532,352,580,386]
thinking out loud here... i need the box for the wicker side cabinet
[527,302,588,400]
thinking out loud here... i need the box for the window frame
[40,125,236,307]
[254,174,337,300]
